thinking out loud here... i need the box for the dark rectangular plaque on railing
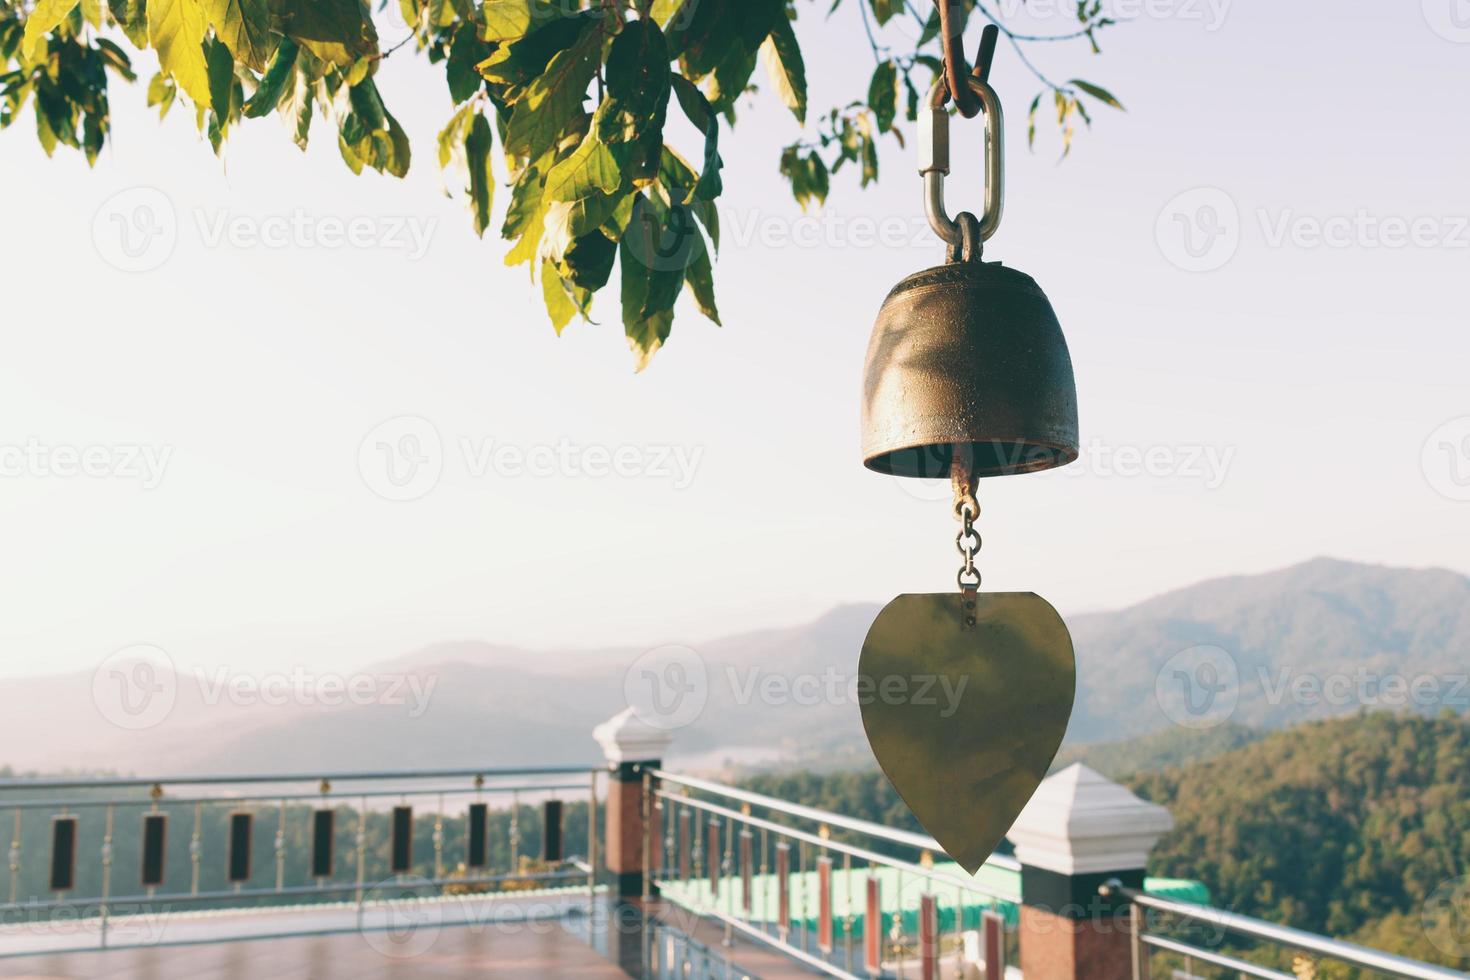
[678,808,690,880]
[775,842,790,939]
[817,855,834,953]
[920,892,939,980]
[707,818,721,902]
[311,809,334,878]
[141,813,167,888]
[228,812,252,883]
[467,803,488,868]
[739,829,753,915]
[864,874,882,974]
[542,800,563,862]
[390,806,413,874]
[49,816,77,892]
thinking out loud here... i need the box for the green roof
[661,860,1210,936]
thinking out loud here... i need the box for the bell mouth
[864,440,1078,479]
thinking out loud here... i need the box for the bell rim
[862,438,1080,479]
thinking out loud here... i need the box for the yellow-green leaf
[150,0,213,107]
[759,16,805,124]
[206,0,274,71]
[21,0,80,60]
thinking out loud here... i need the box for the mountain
[1051,723,1265,779]
[2,558,1467,776]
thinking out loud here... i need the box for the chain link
[951,451,981,593]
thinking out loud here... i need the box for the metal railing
[1103,881,1468,980]
[647,769,1014,980]
[0,765,602,955]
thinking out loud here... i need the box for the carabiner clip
[920,75,1005,247]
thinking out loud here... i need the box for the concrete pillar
[593,708,672,898]
[1006,764,1174,980]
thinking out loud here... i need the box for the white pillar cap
[1006,763,1174,876]
[592,708,674,764]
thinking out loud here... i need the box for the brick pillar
[593,709,673,898]
[1006,764,1174,980]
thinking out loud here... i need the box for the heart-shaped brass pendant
[860,592,1076,874]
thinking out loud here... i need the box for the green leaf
[867,59,897,133]
[446,20,490,104]
[480,0,542,42]
[619,193,686,370]
[107,0,150,46]
[670,74,722,201]
[597,18,671,181]
[150,0,213,107]
[280,58,313,149]
[464,110,495,236]
[205,36,237,136]
[147,72,179,119]
[81,0,103,29]
[759,15,805,124]
[541,262,578,334]
[270,0,378,66]
[205,0,273,71]
[868,0,902,25]
[684,230,719,326]
[544,129,622,203]
[1068,78,1124,110]
[243,38,298,118]
[22,0,80,60]
[500,21,599,164]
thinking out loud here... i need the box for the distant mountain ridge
[2,558,1466,776]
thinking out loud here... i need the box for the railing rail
[1103,881,1469,980]
[0,765,604,957]
[648,768,1014,980]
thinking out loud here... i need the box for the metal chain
[952,451,981,593]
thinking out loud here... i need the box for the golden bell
[861,256,1079,479]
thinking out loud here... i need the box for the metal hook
[920,75,1005,247]
[937,6,999,119]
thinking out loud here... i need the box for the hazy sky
[1,1,1467,679]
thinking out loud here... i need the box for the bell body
[862,259,1079,479]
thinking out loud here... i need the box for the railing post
[593,709,673,899]
[1006,764,1173,980]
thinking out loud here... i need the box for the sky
[0,0,1467,680]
